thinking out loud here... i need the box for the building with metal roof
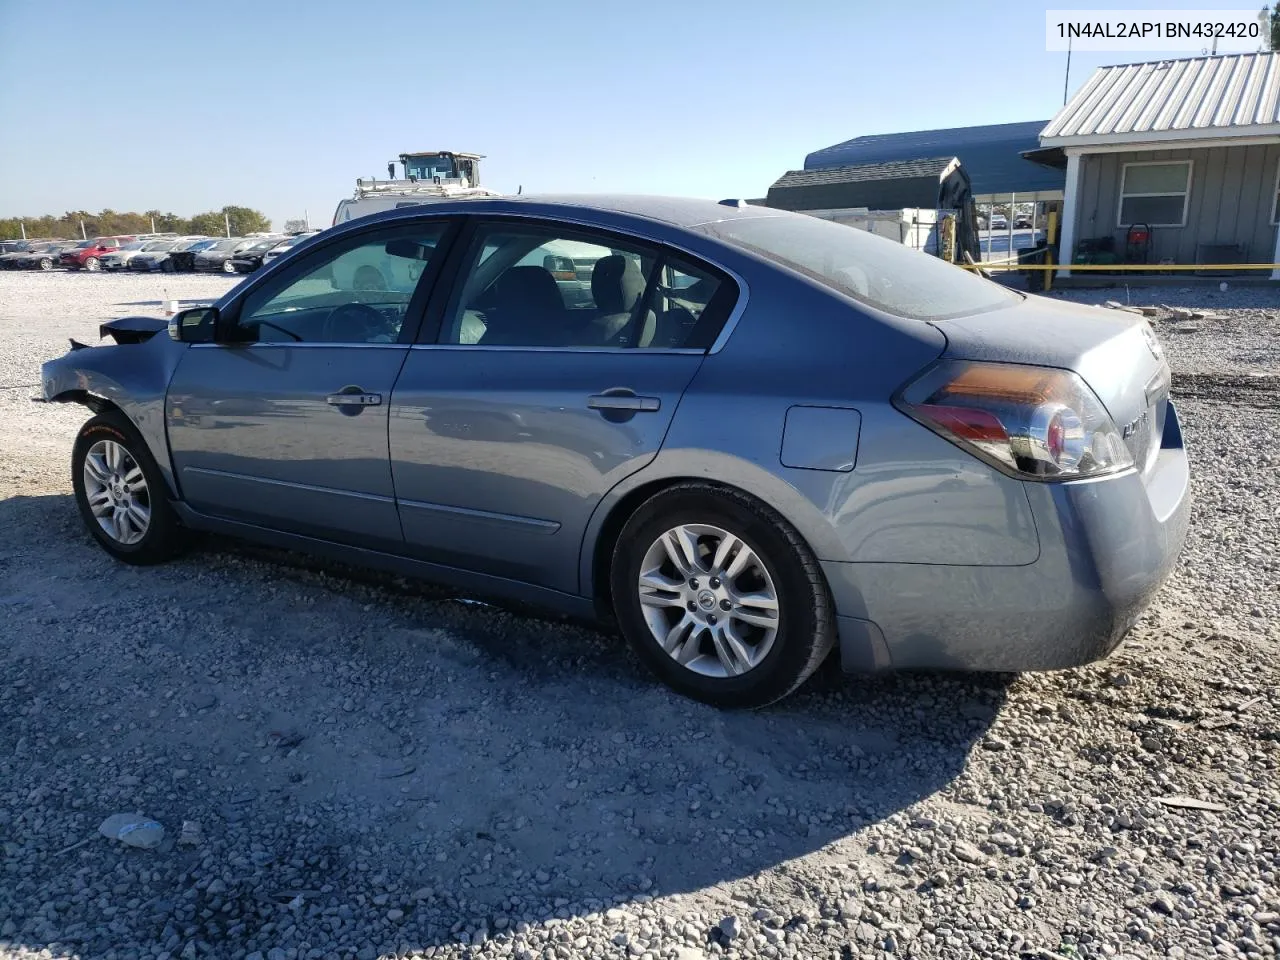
[1044,51,1280,280]
[1041,52,1280,148]
[805,120,1065,203]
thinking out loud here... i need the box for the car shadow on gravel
[0,494,1011,959]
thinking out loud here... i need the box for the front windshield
[76,240,96,248]
[698,213,1020,321]
[119,241,147,251]
[403,155,459,180]
[142,240,174,251]
[211,239,240,252]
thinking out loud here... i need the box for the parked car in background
[987,214,1009,231]
[193,237,263,273]
[59,236,135,271]
[9,241,76,270]
[100,241,148,271]
[1014,216,1034,229]
[163,238,220,273]
[37,195,1190,708]
[102,239,179,272]
[228,237,289,274]
[260,231,320,267]
[0,240,40,268]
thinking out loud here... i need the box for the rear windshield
[697,214,1019,321]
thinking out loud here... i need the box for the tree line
[0,205,273,241]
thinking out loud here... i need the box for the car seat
[478,266,568,345]
[585,255,655,347]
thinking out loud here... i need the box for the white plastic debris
[99,813,165,849]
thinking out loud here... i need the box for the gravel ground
[0,272,1277,960]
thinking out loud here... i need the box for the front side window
[700,213,1018,321]
[233,224,447,344]
[439,224,724,349]
[1118,161,1191,227]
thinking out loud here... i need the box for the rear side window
[435,223,734,350]
[699,214,1019,321]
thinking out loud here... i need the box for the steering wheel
[322,301,387,343]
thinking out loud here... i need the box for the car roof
[352,194,786,231]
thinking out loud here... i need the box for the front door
[389,219,735,593]
[166,221,453,550]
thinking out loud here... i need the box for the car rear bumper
[826,400,1191,673]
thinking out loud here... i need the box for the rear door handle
[587,393,660,412]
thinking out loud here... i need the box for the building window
[1118,161,1192,227]
[1272,160,1280,225]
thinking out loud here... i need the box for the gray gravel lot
[1,272,1278,960]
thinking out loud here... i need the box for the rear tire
[71,412,183,565]
[610,483,835,708]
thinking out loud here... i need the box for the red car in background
[58,236,136,271]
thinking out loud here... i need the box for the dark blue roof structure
[804,121,1064,197]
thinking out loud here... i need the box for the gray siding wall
[1074,144,1280,264]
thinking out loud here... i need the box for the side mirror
[168,306,219,343]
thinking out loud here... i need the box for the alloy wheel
[636,523,780,678]
[82,439,150,545]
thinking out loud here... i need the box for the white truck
[330,150,500,226]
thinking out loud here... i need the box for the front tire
[222,259,237,273]
[38,257,53,270]
[83,256,101,272]
[610,483,835,708]
[71,412,183,565]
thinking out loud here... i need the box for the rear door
[166,219,456,550]
[388,217,739,593]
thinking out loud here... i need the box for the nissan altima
[37,196,1190,707]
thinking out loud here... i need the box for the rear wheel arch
[585,468,847,619]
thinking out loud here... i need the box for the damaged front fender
[39,317,190,498]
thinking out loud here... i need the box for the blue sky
[0,0,1268,229]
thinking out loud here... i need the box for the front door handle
[587,393,660,412]
[326,386,383,407]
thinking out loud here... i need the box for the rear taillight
[895,360,1133,481]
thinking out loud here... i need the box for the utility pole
[224,211,231,238]
[304,208,310,230]
[80,219,87,240]
[150,216,156,234]
[1064,35,1072,105]
[19,220,26,240]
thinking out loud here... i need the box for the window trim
[1271,158,1280,226]
[217,216,462,345]
[1116,159,1193,228]
[417,214,746,353]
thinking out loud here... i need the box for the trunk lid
[931,297,1170,476]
